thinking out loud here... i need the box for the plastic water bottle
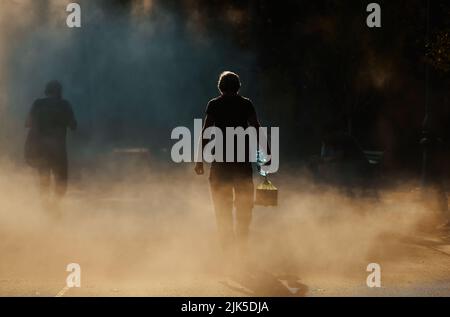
[255,150,278,207]
[256,150,269,177]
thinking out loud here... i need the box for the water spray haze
[0,0,449,297]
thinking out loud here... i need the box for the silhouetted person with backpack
[195,71,264,256]
[25,80,77,207]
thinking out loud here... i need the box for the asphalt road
[1,169,449,297]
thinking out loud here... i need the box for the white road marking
[55,286,70,297]
[279,280,301,294]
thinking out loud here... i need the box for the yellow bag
[255,176,278,206]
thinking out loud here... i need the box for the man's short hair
[45,80,63,98]
[218,71,241,94]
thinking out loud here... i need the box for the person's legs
[234,176,254,249]
[209,179,234,251]
[53,155,68,199]
[38,166,51,200]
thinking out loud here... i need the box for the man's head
[218,71,241,95]
[45,80,63,98]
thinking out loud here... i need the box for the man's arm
[248,112,261,129]
[248,109,271,157]
[194,114,214,175]
[66,103,77,131]
[25,102,37,128]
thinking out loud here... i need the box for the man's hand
[194,162,204,175]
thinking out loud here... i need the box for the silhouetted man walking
[25,80,77,205]
[195,71,263,255]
